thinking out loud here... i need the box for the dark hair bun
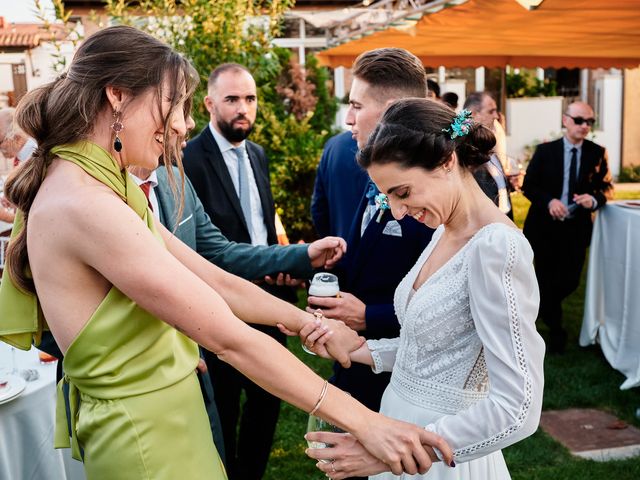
[455,124,496,168]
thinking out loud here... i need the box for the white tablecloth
[0,344,86,480]
[580,203,640,390]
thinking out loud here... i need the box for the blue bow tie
[365,180,379,206]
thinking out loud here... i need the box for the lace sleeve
[426,228,545,463]
[366,338,400,373]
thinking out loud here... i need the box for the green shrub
[618,165,640,183]
[506,70,557,98]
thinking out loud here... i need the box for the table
[580,202,640,390]
[0,344,86,480]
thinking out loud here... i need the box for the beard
[216,115,254,143]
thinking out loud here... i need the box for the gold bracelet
[309,380,329,416]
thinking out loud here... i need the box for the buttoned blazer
[522,138,613,249]
[182,126,277,246]
[182,127,299,303]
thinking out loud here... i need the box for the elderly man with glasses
[522,101,613,354]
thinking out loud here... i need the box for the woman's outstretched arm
[68,191,453,475]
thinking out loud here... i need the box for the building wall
[623,68,640,168]
[0,41,75,107]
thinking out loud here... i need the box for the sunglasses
[565,115,595,127]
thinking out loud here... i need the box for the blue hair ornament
[375,193,390,222]
[442,109,473,139]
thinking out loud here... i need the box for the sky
[0,0,55,23]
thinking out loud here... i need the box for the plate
[617,200,640,209]
[0,375,27,405]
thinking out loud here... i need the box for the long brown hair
[3,25,199,293]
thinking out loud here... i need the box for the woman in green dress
[0,26,453,480]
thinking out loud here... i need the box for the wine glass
[10,346,17,375]
[38,351,58,365]
[505,155,525,191]
[306,415,341,463]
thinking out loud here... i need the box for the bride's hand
[301,317,364,368]
[276,317,333,359]
[356,413,454,476]
[306,432,389,479]
[277,314,365,367]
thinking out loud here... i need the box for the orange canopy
[317,0,640,69]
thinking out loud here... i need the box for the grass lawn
[264,187,640,480]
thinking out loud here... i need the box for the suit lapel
[154,168,172,228]
[345,195,388,285]
[351,212,389,286]
[201,127,249,232]
[552,139,565,198]
[577,141,595,188]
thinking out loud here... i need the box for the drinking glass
[306,415,341,463]
[10,346,17,374]
[38,351,58,365]
[505,155,525,191]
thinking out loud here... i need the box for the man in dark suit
[523,101,613,354]
[306,49,434,426]
[182,63,296,480]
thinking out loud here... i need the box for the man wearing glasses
[522,101,613,354]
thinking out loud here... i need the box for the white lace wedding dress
[368,223,545,479]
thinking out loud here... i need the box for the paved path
[541,409,640,461]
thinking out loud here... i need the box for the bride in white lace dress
[304,99,545,479]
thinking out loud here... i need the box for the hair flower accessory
[375,193,390,222]
[442,109,473,139]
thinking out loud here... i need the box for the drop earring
[111,109,124,152]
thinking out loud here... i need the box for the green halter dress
[0,142,226,480]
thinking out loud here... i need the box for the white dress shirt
[129,170,160,220]
[209,123,268,246]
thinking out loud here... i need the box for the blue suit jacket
[311,131,369,239]
[331,192,434,411]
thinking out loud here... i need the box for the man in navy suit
[523,101,613,353]
[307,49,434,436]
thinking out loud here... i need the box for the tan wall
[623,68,640,167]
